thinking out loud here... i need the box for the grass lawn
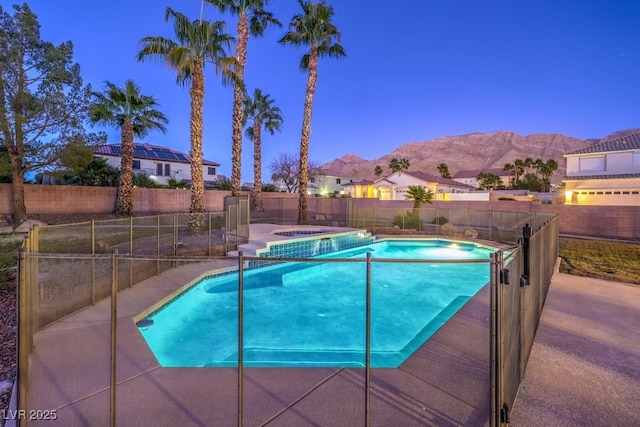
[559,237,640,285]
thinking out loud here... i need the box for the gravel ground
[0,282,16,422]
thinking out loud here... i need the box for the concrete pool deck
[21,228,640,426]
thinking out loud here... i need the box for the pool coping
[26,228,508,426]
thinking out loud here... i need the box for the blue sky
[15,0,640,180]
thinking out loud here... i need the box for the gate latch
[500,269,510,285]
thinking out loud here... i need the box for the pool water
[138,240,494,368]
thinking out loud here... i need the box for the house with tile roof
[374,171,477,201]
[95,143,221,187]
[452,168,515,189]
[563,131,640,205]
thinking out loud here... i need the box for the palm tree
[437,163,451,179]
[279,0,346,225]
[503,162,515,188]
[243,88,283,211]
[89,80,168,216]
[514,159,525,185]
[374,165,383,178]
[137,8,232,228]
[206,0,281,196]
[404,185,434,209]
[388,157,410,173]
[535,159,558,192]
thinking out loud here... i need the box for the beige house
[564,132,640,205]
[308,174,356,197]
[341,179,376,198]
[96,142,220,186]
[374,171,476,201]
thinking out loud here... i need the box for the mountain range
[319,129,639,183]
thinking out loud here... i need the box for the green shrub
[431,216,448,225]
[392,210,422,230]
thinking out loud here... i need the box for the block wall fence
[1,184,638,240]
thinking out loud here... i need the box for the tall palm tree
[243,88,283,211]
[137,7,232,227]
[503,162,515,188]
[206,0,281,196]
[437,163,451,179]
[404,185,434,209]
[279,0,346,225]
[374,165,383,178]
[514,159,525,185]
[535,158,558,192]
[89,80,168,216]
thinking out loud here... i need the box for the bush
[431,216,448,225]
[392,210,422,230]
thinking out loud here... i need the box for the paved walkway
[511,274,640,426]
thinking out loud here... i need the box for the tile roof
[564,173,640,180]
[452,168,514,179]
[95,143,220,166]
[402,171,477,189]
[566,132,640,155]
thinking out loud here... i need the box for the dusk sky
[15,0,640,181]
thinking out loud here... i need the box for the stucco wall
[1,184,638,240]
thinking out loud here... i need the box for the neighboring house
[95,142,220,186]
[309,174,356,197]
[374,171,476,201]
[564,132,640,205]
[342,179,375,198]
[452,168,514,188]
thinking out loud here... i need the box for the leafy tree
[0,4,104,226]
[62,158,120,187]
[261,182,278,192]
[89,80,168,215]
[243,88,283,211]
[389,157,410,173]
[437,162,451,179]
[133,173,162,188]
[404,185,434,209]
[270,152,319,193]
[213,176,233,190]
[476,172,502,190]
[374,165,383,178]
[207,0,281,196]
[138,7,232,228]
[279,0,346,225]
[517,173,543,192]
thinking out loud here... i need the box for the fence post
[110,250,118,427]
[17,248,28,427]
[91,220,96,305]
[238,251,244,427]
[365,252,372,427]
[489,251,503,427]
[521,224,531,286]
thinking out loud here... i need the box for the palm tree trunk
[231,13,248,197]
[189,63,205,229]
[116,121,135,216]
[298,48,318,225]
[252,120,263,211]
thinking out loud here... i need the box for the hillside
[319,130,623,183]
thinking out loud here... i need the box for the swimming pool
[138,239,495,368]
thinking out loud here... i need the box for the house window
[633,151,640,167]
[207,167,216,175]
[156,163,171,176]
[579,156,605,172]
[156,163,163,176]
[164,163,170,176]
[133,160,141,170]
[336,178,341,184]
[310,177,315,183]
